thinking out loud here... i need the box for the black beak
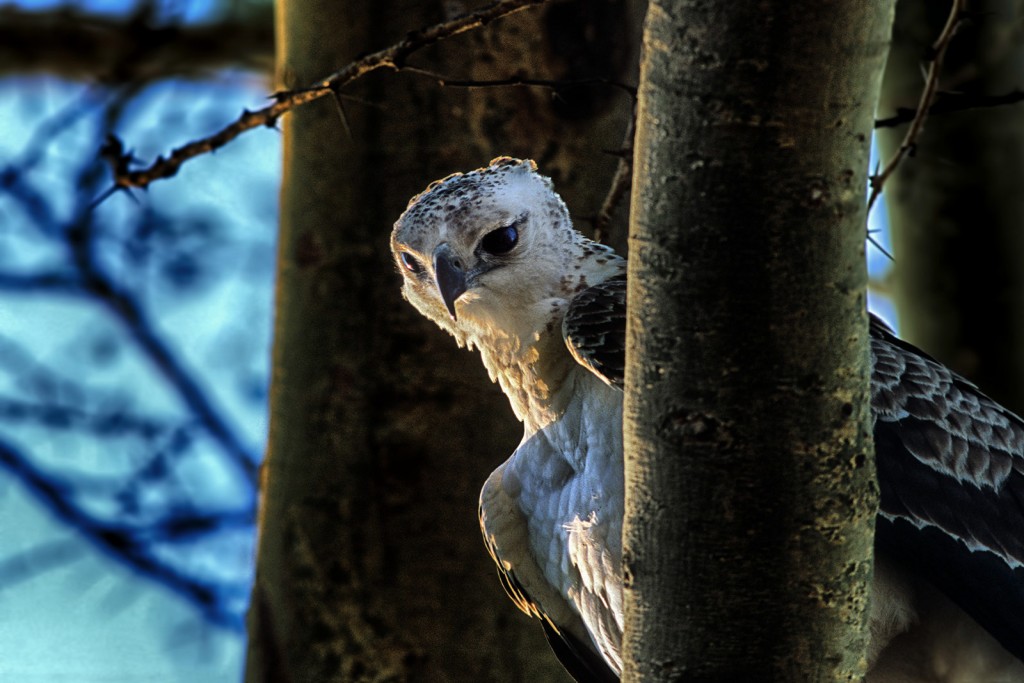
[433,243,467,321]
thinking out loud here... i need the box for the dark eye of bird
[400,251,423,274]
[480,223,519,255]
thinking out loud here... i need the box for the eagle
[390,157,1024,682]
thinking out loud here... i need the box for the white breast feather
[487,365,625,673]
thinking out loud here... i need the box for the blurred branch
[0,395,173,439]
[593,110,635,243]
[0,438,246,629]
[402,65,637,95]
[874,88,1024,128]
[0,539,84,589]
[0,44,263,633]
[2,97,260,480]
[0,272,82,292]
[103,0,549,190]
[84,266,261,480]
[0,260,261,481]
[0,6,274,82]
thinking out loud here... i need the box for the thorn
[867,233,895,262]
[87,185,121,211]
[330,86,352,141]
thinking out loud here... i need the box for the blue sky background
[0,1,279,674]
[0,77,278,680]
[0,2,895,681]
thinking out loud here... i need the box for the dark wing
[563,277,627,389]
[479,503,618,683]
[870,314,1024,661]
[540,620,619,683]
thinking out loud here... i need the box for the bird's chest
[509,389,623,555]
[504,387,627,666]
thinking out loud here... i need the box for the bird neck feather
[469,303,578,431]
[462,237,624,431]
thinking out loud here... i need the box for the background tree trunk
[878,0,1024,414]
[246,1,643,681]
[622,0,893,679]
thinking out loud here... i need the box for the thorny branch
[402,66,637,97]
[98,0,1022,230]
[103,0,549,191]
[873,89,1024,129]
[593,110,636,243]
[867,0,965,212]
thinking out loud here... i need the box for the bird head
[391,158,589,348]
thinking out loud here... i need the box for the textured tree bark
[878,0,1024,414]
[622,1,893,680]
[246,1,642,681]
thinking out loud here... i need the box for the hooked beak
[433,243,467,321]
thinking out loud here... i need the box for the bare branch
[594,111,636,243]
[874,88,1024,129]
[0,6,273,82]
[868,0,964,212]
[0,439,247,629]
[105,0,549,190]
[402,65,637,96]
[0,540,84,589]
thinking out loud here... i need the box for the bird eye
[399,251,423,274]
[480,223,519,255]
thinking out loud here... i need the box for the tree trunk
[246,1,642,681]
[622,0,893,680]
[878,0,1024,414]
